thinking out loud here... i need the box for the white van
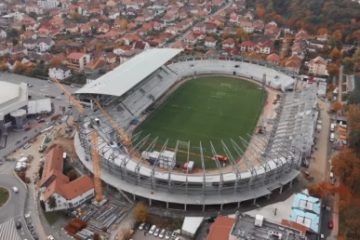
[330,123,336,132]
[330,133,335,142]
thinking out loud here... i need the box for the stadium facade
[74,48,318,211]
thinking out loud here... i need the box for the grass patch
[44,211,66,225]
[0,187,9,207]
[134,76,265,169]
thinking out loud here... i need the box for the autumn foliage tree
[330,47,342,60]
[327,63,340,77]
[332,101,342,113]
[332,148,360,194]
[132,202,148,223]
[255,4,266,19]
[348,105,360,154]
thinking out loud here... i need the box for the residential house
[238,17,254,33]
[39,145,94,212]
[84,57,106,76]
[266,53,280,65]
[240,41,256,52]
[38,37,54,52]
[222,38,235,49]
[229,12,239,24]
[204,36,217,48]
[48,66,72,80]
[133,41,150,50]
[98,23,110,33]
[66,52,90,72]
[122,33,141,46]
[184,33,198,47]
[205,22,217,34]
[38,0,59,10]
[253,19,264,32]
[23,38,37,50]
[264,21,280,39]
[0,44,10,56]
[65,23,79,34]
[284,55,302,74]
[207,216,235,240]
[295,29,309,41]
[0,29,6,39]
[308,56,328,76]
[257,41,273,55]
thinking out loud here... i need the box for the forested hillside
[246,0,360,44]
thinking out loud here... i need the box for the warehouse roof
[76,48,182,97]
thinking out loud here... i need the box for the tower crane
[51,78,105,204]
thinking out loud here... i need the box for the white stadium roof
[76,48,182,97]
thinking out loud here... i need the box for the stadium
[74,48,318,211]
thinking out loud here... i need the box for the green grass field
[134,76,265,169]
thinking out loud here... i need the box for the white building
[0,81,28,130]
[40,145,94,212]
[308,56,328,76]
[37,0,59,10]
[48,66,72,80]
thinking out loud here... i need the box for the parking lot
[130,223,188,240]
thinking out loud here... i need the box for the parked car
[159,229,166,238]
[138,222,145,230]
[12,186,19,193]
[149,225,156,234]
[15,221,22,229]
[165,231,171,239]
[47,235,55,240]
[154,228,160,237]
[328,219,334,229]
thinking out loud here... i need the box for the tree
[332,101,342,112]
[236,28,249,41]
[132,202,148,223]
[256,4,266,19]
[66,169,78,181]
[13,62,27,74]
[348,105,360,132]
[327,63,340,77]
[332,29,343,41]
[308,182,334,199]
[49,57,63,67]
[332,148,360,194]
[47,195,57,210]
[330,47,341,60]
[348,105,360,153]
[317,27,328,35]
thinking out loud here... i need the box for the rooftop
[231,214,307,240]
[207,216,235,240]
[40,145,94,201]
[76,48,182,97]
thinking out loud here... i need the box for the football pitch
[134,76,266,169]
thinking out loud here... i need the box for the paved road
[0,174,33,240]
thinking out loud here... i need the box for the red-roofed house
[66,52,91,72]
[40,145,94,212]
[205,36,217,48]
[284,55,302,73]
[222,38,235,49]
[240,41,256,52]
[266,53,280,65]
[257,40,273,55]
[207,216,235,240]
